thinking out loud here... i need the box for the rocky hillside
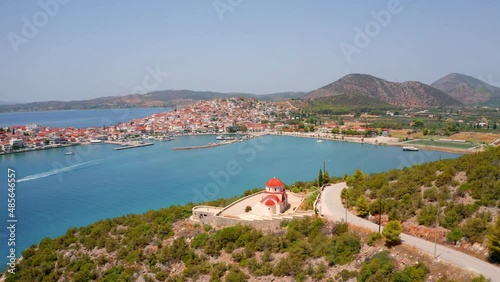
[345,146,500,262]
[0,91,307,113]
[1,212,483,282]
[305,74,462,108]
[431,73,500,106]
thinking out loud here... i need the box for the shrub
[225,265,249,282]
[367,232,383,246]
[382,220,402,245]
[392,262,429,282]
[358,251,394,282]
[245,206,252,212]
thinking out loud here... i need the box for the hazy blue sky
[1,0,499,102]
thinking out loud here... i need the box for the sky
[1,0,499,102]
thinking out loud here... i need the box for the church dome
[266,177,284,188]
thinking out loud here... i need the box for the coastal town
[1,97,499,154]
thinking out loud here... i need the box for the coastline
[0,143,81,155]
[269,131,480,154]
[0,132,484,156]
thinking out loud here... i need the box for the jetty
[113,143,154,150]
[172,141,237,150]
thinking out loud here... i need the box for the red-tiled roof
[266,177,284,188]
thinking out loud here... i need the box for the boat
[402,146,419,151]
[160,136,174,142]
[317,140,324,143]
[90,139,103,144]
[216,135,236,140]
[64,151,74,155]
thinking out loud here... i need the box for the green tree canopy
[382,220,402,245]
[356,195,369,218]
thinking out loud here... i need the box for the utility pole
[345,188,348,222]
[378,198,382,233]
[434,206,439,259]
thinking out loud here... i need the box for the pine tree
[323,170,330,185]
[356,195,369,217]
[382,220,402,245]
[486,216,500,262]
[318,169,323,187]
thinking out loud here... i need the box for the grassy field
[405,139,478,149]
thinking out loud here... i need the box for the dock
[172,141,238,150]
[113,143,154,150]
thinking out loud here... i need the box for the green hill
[345,146,500,261]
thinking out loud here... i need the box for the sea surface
[0,108,172,128]
[0,135,461,265]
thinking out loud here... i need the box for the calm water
[0,108,172,128]
[0,135,461,265]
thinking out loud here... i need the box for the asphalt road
[318,182,499,282]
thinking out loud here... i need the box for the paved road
[318,182,500,282]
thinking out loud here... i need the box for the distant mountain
[309,93,393,108]
[431,73,500,106]
[0,90,307,113]
[0,101,18,105]
[301,93,396,114]
[304,74,462,107]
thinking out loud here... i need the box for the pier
[113,143,154,150]
[172,140,237,150]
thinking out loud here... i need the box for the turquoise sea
[0,133,461,265]
[0,108,172,128]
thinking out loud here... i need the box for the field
[405,139,478,149]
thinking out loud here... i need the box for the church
[256,177,289,216]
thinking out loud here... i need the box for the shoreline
[269,132,480,154]
[0,131,490,156]
[0,143,81,155]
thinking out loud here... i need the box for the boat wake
[16,160,101,183]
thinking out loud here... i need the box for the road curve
[318,182,500,282]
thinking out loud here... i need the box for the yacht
[402,146,419,151]
[317,139,324,143]
[90,139,103,144]
[64,151,74,155]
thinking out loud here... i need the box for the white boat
[216,135,235,140]
[90,139,103,144]
[317,139,324,143]
[402,146,419,151]
[64,151,74,155]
